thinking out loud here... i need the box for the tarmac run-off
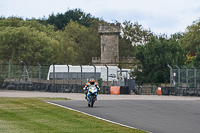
[1,90,200,101]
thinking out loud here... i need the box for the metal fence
[0,63,132,94]
[0,63,61,92]
[168,65,200,88]
[0,63,50,83]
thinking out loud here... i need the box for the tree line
[0,9,200,85]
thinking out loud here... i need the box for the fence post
[66,64,69,85]
[37,62,41,83]
[105,65,108,90]
[79,65,82,86]
[175,65,180,87]
[183,65,188,87]
[21,61,26,82]
[120,65,122,76]
[51,63,55,92]
[6,62,10,82]
[93,64,96,81]
[192,66,196,88]
[167,65,173,87]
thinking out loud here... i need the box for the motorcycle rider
[83,78,100,99]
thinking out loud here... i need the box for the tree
[192,46,200,66]
[50,30,78,64]
[132,37,186,85]
[121,21,153,46]
[179,19,200,56]
[0,26,54,64]
[119,35,135,57]
[0,18,61,65]
[63,20,100,65]
[39,9,99,31]
[0,17,101,65]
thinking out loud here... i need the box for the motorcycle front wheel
[90,95,94,107]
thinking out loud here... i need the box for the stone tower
[92,23,120,66]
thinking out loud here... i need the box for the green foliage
[39,9,99,30]
[133,36,186,85]
[179,19,200,56]
[63,20,100,65]
[119,21,152,69]
[192,46,200,66]
[119,35,135,57]
[97,78,103,87]
[0,18,55,65]
[0,27,45,64]
[178,19,200,67]
[121,21,153,46]
[49,30,78,64]
[0,16,101,65]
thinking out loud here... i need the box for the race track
[1,90,200,133]
[48,100,200,133]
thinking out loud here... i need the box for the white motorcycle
[86,85,98,107]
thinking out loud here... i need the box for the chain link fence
[168,65,200,88]
[165,65,200,96]
[0,64,133,94]
[0,64,50,83]
[0,64,57,92]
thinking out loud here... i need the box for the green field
[0,97,146,133]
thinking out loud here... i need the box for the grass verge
[0,97,146,133]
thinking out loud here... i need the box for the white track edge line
[46,101,151,133]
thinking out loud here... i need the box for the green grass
[0,97,146,133]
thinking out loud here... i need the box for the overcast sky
[1,0,200,35]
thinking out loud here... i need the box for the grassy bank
[0,97,146,133]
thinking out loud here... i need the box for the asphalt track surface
[48,100,200,133]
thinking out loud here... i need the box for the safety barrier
[110,86,120,94]
[0,81,112,94]
[159,87,200,96]
[157,87,162,95]
[110,86,130,94]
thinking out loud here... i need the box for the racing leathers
[83,82,100,99]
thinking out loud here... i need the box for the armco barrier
[0,81,106,94]
[2,81,9,89]
[0,79,4,88]
[2,81,200,96]
[0,81,131,95]
[161,87,200,96]
[100,86,110,94]
[120,86,130,94]
[161,87,176,95]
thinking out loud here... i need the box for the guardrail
[1,81,112,94]
[161,87,200,96]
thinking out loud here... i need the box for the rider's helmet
[89,78,95,85]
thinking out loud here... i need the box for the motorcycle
[86,85,98,107]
